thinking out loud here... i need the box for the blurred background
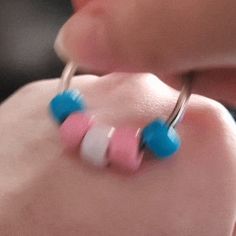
[0,1,235,120]
[0,0,72,102]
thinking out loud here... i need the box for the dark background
[0,0,72,102]
[0,1,235,120]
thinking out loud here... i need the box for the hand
[0,73,235,235]
[55,0,236,105]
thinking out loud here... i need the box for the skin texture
[55,0,236,105]
[0,73,235,235]
[1,1,235,234]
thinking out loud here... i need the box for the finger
[194,68,236,106]
[71,0,90,10]
[56,0,236,74]
[162,68,236,106]
[2,74,236,235]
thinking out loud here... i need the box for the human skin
[55,0,236,105]
[0,73,235,235]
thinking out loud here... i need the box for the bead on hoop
[49,62,193,172]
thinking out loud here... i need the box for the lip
[71,0,92,11]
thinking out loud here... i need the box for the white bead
[80,125,115,167]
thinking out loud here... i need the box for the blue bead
[50,90,86,124]
[141,119,181,159]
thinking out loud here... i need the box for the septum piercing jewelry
[49,62,193,172]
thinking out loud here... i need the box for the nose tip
[71,0,93,11]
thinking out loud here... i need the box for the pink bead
[108,127,144,172]
[59,113,93,150]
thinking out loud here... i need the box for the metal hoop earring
[49,63,193,172]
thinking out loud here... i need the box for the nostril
[71,0,93,11]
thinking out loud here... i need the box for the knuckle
[191,97,235,135]
[18,80,57,99]
[19,81,45,95]
[188,96,236,171]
